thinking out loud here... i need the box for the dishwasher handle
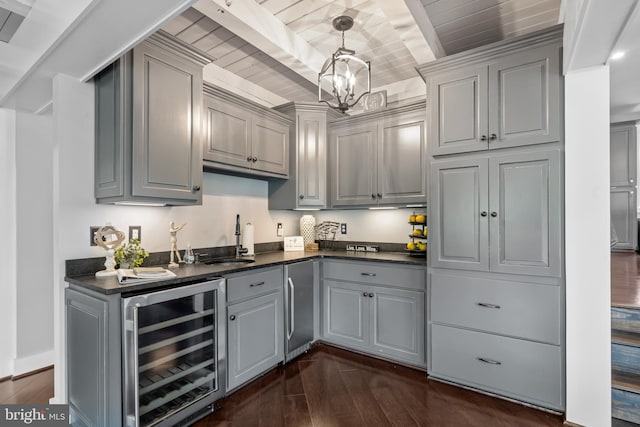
[287,277,295,340]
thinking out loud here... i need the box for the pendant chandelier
[318,16,371,113]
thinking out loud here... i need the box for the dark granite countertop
[65,250,427,295]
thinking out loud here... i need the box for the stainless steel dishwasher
[284,260,316,361]
[122,278,226,427]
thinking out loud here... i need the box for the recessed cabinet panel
[331,125,377,206]
[204,102,251,169]
[299,115,325,206]
[252,118,288,175]
[610,125,637,186]
[323,280,369,347]
[430,158,489,271]
[612,188,638,251]
[489,150,561,276]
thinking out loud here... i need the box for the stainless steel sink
[203,258,256,267]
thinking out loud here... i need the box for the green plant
[114,238,149,268]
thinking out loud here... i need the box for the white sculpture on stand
[94,224,126,277]
[168,221,187,269]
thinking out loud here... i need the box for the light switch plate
[129,225,141,242]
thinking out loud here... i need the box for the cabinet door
[252,116,289,176]
[323,280,369,348]
[377,113,427,205]
[330,124,377,206]
[428,64,488,155]
[132,42,202,202]
[610,124,637,186]
[430,157,489,271]
[227,291,284,391]
[489,149,561,276]
[203,98,252,169]
[370,286,424,365]
[611,187,638,251]
[297,111,327,207]
[488,44,561,150]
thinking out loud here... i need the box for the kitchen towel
[243,223,255,255]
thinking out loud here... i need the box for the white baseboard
[0,360,14,379]
[12,350,54,377]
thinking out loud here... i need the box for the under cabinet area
[203,85,291,178]
[225,266,284,392]
[421,36,561,156]
[94,31,207,205]
[329,103,426,208]
[321,260,426,367]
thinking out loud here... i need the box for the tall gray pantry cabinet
[610,122,638,251]
[418,25,565,411]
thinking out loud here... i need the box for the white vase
[299,214,316,245]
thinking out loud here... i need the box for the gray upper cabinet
[203,85,291,179]
[421,31,561,156]
[269,103,336,209]
[430,148,561,277]
[95,31,207,205]
[329,103,427,207]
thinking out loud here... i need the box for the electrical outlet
[129,225,141,242]
[276,223,283,237]
[341,223,347,234]
[90,226,102,246]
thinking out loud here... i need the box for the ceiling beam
[0,0,33,17]
[193,0,326,88]
[402,0,446,59]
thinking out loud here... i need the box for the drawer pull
[360,272,377,277]
[477,302,501,309]
[249,281,265,288]
[477,357,502,365]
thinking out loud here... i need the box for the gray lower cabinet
[610,122,638,251]
[420,28,561,156]
[429,147,562,277]
[225,266,284,392]
[322,260,426,366]
[66,288,122,427]
[329,103,426,207]
[94,31,207,205]
[203,85,291,178]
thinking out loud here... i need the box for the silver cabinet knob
[491,212,498,217]
[377,193,382,199]
[368,293,374,298]
[247,156,252,162]
[489,133,497,141]
[362,292,368,297]
[229,315,236,321]
[480,135,487,141]
[252,156,258,162]
[371,194,376,199]
[480,211,488,217]
[631,179,635,183]
[299,195,304,199]
[192,185,201,192]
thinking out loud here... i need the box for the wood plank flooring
[612,252,640,308]
[194,344,564,427]
[0,367,54,404]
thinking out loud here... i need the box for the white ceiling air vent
[0,0,32,43]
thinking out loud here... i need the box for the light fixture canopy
[318,16,371,113]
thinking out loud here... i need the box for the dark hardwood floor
[195,344,564,427]
[0,367,54,405]
[612,252,640,308]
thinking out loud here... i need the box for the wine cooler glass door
[123,279,226,427]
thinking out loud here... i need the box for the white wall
[0,108,17,378]
[564,65,612,426]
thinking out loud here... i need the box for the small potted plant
[114,238,149,269]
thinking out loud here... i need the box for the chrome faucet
[235,214,248,258]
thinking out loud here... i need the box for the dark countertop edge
[65,250,427,295]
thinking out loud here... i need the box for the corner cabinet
[94,31,208,205]
[203,85,291,179]
[420,28,561,156]
[321,260,426,367]
[329,103,427,207]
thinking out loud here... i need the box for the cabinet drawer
[430,271,560,344]
[323,260,425,291]
[431,324,562,410]
[226,267,283,303]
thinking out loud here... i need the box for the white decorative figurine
[94,224,126,277]
[168,221,187,269]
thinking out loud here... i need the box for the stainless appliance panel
[285,260,315,361]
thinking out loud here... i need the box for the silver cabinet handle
[229,315,236,321]
[249,281,264,287]
[477,302,501,309]
[361,272,377,277]
[477,357,501,365]
[287,277,295,340]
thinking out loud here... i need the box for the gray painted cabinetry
[419,26,565,411]
[203,85,291,178]
[329,102,426,207]
[94,32,207,205]
[321,260,426,367]
[225,266,284,392]
[610,122,638,251]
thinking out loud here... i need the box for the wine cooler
[122,278,226,427]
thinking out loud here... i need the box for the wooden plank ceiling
[161,0,560,109]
